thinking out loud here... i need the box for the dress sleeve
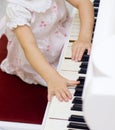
[6,3,32,30]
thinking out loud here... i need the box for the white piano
[43,0,115,130]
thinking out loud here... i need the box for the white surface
[92,35,115,78]
[0,0,7,19]
[83,0,115,130]
[84,78,115,130]
[0,121,42,130]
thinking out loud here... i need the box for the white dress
[0,0,73,86]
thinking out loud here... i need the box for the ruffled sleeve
[7,0,52,13]
[6,3,32,30]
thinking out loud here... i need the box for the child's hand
[72,40,92,61]
[47,75,80,102]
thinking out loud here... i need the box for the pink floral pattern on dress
[55,30,59,34]
[8,41,12,45]
[40,21,47,27]
[46,45,51,51]
[64,33,67,37]
[52,5,57,12]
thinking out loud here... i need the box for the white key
[61,59,81,72]
[44,119,69,130]
[47,95,83,120]
[59,70,86,81]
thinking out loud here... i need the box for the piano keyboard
[43,0,100,130]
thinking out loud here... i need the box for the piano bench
[0,35,48,130]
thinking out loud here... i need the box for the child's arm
[66,0,94,61]
[14,25,79,102]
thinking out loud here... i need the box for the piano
[83,0,115,130]
[42,0,101,130]
[43,0,115,129]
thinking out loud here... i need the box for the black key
[67,122,89,130]
[94,0,100,2]
[77,76,85,85]
[94,0,100,4]
[68,115,85,123]
[93,18,97,32]
[94,2,99,7]
[78,68,87,74]
[71,104,82,111]
[80,62,88,69]
[81,54,89,62]
[74,88,83,96]
[72,97,82,104]
[93,0,100,7]
[75,84,84,90]
[94,8,98,17]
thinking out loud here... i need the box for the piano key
[80,62,88,69]
[72,97,82,104]
[74,88,83,97]
[43,118,89,130]
[67,122,89,130]
[71,104,82,111]
[69,10,80,41]
[93,2,99,7]
[59,70,86,82]
[64,43,89,63]
[64,45,72,58]
[46,96,83,120]
[76,76,85,85]
[43,119,71,130]
[81,55,89,62]
[43,1,100,130]
[60,59,82,71]
[44,120,89,130]
[75,84,84,89]
[68,115,85,123]
[59,71,79,81]
[94,1,100,4]
[78,68,87,74]
[94,8,98,17]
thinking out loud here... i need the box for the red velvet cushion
[0,35,47,124]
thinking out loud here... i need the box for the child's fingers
[56,89,72,102]
[77,48,85,61]
[47,91,54,102]
[72,48,77,60]
[67,80,80,86]
[63,88,72,100]
[56,92,64,102]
